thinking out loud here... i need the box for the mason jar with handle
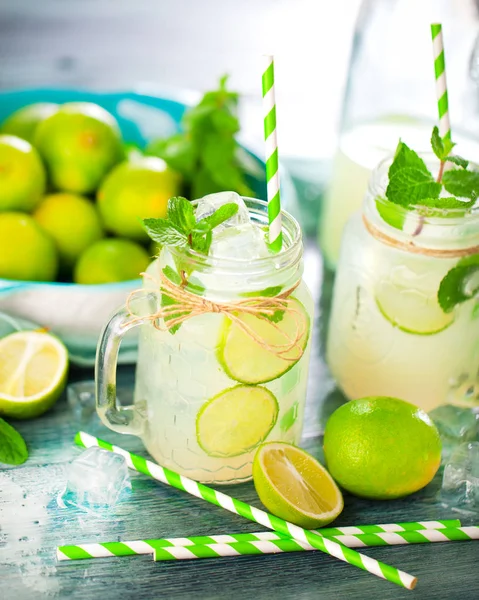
[96,198,314,484]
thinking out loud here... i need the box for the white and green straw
[431,23,451,141]
[262,55,282,253]
[57,520,464,560]
[73,432,417,590]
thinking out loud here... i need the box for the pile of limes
[0,102,181,284]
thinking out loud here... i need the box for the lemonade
[319,118,479,268]
[96,194,313,483]
[327,150,479,412]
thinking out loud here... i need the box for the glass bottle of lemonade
[327,138,479,412]
[96,193,314,484]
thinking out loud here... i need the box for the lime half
[253,442,343,529]
[375,279,453,335]
[218,298,310,384]
[196,385,278,457]
[0,331,68,419]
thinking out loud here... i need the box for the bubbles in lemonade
[134,194,313,483]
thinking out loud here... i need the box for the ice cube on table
[195,191,250,231]
[59,447,131,512]
[429,405,479,463]
[441,441,479,512]
[209,223,271,260]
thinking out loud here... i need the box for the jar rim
[368,152,479,225]
[168,197,303,276]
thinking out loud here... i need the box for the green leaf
[194,203,239,232]
[389,141,431,179]
[240,286,283,298]
[375,197,407,230]
[438,255,479,313]
[161,266,185,334]
[386,168,441,206]
[430,126,456,161]
[143,218,188,247]
[0,418,28,465]
[414,196,476,213]
[446,155,469,169]
[167,197,196,232]
[442,170,479,200]
[191,230,212,255]
[162,264,182,285]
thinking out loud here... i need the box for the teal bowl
[0,88,300,365]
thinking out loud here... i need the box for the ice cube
[441,441,479,512]
[59,447,131,512]
[195,191,250,231]
[209,222,271,260]
[429,405,479,462]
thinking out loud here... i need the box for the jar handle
[95,292,158,436]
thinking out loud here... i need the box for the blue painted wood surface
[1,248,478,600]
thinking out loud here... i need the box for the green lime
[375,278,453,335]
[196,385,279,457]
[323,396,442,500]
[34,102,124,194]
[74,238,150,284]
[0,212,58,281]
[97,156,180,241]
[253,442,344,529]
[217,298,310,384]
[0,330,68,419]
[0,135,46,212]
[1,103,59,143]
[34,193,103,268]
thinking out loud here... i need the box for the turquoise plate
[0,88,300,365]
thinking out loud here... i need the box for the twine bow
[126,272,306,361]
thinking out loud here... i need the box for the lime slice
[375,279,454,335]
[196,385,278,457]
[217,298,310,384]
[253,442,343,529]
[0,331,68,419]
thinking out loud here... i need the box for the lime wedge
[0,331,68,418]
[253,442,343,529]
[217,298,310,384]
[196,385,278,457]
[375,279,454,335]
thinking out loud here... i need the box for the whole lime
[323,396,441,500]
[1,103,59,143]
[0,212,58,281]
[0,135,46,212]
[97,156,180,241]
[33,193,103,268]
[74,239,150,285]
[34,102,124,194]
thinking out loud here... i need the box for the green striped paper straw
[57,521,467,561]
[74,432,417,590]
[262,55,282,253]
[431,23,451,141]
[151,527,479,562]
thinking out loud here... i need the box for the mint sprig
[381,128,478,230]
[0,418,28,465]
[438,255,479,313]
[143,196,238,256]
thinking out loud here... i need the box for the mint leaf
[442,170,479,201]
[191,230,212,255]
[415,196,476,212]
[0,418,28,465]
[143,218,188,247]
[162,264,182,285]
[386,168,441,205]
[389,141,430,179]
[438,255,479,313]
[167,197,196,232]
[240,286,283,298]
[446,155,469,170]
[194,203,239,232]
[430,126,456,161]
[161,266,185,334]
[375,197,407,230]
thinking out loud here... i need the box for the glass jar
[327,157,479,412]
[319,0,479,268]
[96,198,314,484]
